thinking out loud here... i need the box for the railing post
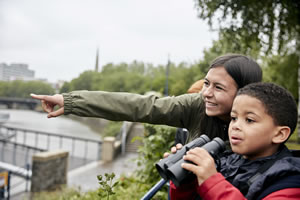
[102,137,115,162]
[84,140,88,161]
[97,142,102,160]
[121,122,127,155]
[23,131,27,145]
[47,134,50,150]
[35,133,38,148]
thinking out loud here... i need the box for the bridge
[0,97,40,110]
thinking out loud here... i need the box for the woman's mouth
[205,101,217,108]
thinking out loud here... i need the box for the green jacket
[63,91,229,142]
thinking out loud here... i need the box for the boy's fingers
[163,152,170,158]
[181,162,198,174]
[171,146,177,153]
[176,143,183,149]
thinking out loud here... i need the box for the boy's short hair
[237,82,298,140]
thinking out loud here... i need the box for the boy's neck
[242,144,284,160]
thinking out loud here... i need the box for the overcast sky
[0,0,217,83]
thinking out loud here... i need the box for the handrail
[0,125,102,161]
[141,179,167,200]
[0,162,31,179]
[0,125,101,143]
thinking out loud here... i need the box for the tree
[194,0,300,140]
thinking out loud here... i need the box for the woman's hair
[209,54,263,88]
[237,82,298,141]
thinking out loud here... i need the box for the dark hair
[210,54,263,88]
[237,82,298,140]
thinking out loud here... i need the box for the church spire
[95,47,99,72]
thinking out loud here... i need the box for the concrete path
[67,152,139,192]
[10,152,140,199]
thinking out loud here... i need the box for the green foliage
[262,53,299,100]
[97,173,119,199]
[195,0,300,54]
[108,124,176,199]
[102,121,123,137]
[30,185,99,200]
[135,124,176,184]
[0,80,54,98]
[58,60,204,96]
[70,70,100,91]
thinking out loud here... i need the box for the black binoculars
[155,134,225,187]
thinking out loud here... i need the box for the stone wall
[31,150,68,192]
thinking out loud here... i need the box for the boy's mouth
[230,135,243,145]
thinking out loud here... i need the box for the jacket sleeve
[169,179,199,200]
[198,173,300,200]
[63,91,203,127]
[198,173,246,200]
[262,188,300,200]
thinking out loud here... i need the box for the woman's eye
[216,86,224,90]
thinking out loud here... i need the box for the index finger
[30,94,49,100]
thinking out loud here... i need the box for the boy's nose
[231,121,241,131]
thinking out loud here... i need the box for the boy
[170,82,300,199]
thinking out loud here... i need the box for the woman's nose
[202,86,213,97]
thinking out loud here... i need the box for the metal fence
[0,125,102,161]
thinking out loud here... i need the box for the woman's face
[202,66,238,121]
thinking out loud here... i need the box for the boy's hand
[163,143,183,158]
[182,147,217,185]
[30,94,64,118]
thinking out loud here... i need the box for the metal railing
[0,125,102,161]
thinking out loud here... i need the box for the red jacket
[170,173,300,200]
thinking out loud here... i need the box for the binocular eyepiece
[155,135,225,187]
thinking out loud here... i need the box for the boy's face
[229,95,280,160]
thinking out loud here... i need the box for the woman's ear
[272,126,291,144]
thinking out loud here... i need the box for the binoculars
[155,134,225,187]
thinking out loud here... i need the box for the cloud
[0,0,217,82]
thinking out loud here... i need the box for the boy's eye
[246,118,254,123]
[231,116,237,121]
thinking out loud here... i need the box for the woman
[31,54,262,142]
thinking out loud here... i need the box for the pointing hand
[30,94,64,118]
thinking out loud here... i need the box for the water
[0,109,102,140]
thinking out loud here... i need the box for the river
[0,108,103,140]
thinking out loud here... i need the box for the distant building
[0,63,35,81]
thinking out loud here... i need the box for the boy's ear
[272,126,291,144]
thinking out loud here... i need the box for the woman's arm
[63,91,202,127]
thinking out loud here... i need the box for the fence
[0,125,102,162]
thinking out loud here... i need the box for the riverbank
[66,114,109,136]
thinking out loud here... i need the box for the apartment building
[0,63,35,81]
